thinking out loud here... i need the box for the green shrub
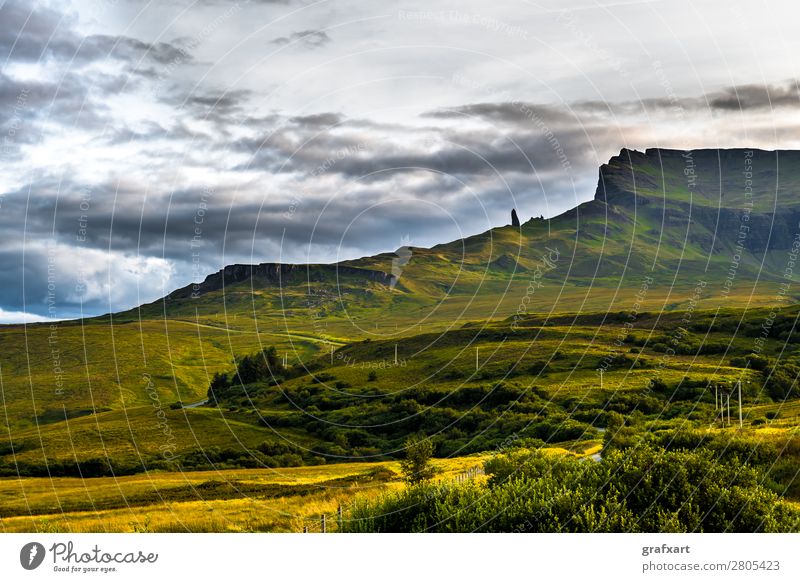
[344,446,800,532]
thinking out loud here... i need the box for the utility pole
[737,380,743,429]
[726,393,731,426]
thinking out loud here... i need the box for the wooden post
[303,526,308,533]
[394,344,398,365]
[475,347,479,371]
[337,505,343,530]
[330,345,334,364]
[321,514,327,533]
[599,369,603,391]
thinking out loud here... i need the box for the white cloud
[0,308,50,324]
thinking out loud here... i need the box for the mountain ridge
[136,146,800,319]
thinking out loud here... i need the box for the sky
[1,0,800,322]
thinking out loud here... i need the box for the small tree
[207,372,229,404]
[234,346,284,385]
[400,435,436,485]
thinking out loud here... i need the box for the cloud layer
[2,0,800,320]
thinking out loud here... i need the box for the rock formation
[511,208,520,227]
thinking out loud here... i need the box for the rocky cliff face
[168,262,393,299]
[593,148,800,253]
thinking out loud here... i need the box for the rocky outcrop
[168,262,393,299]
[489,254,524,272]
[593,147,800,252]
[511,208,520,227]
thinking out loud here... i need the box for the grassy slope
[1,147,799,471]
[2,195,795,435]
[2,149,800,531]
[4,305,799,478]
[0,456,491,532]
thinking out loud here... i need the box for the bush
[399,435,436,485]
[527,361,550,375]
[730,353,769,371]
[207,372,230,403]
[234,347,285,385]
[312,372,336,384]
[344,446,800,532]
[764,363,800,400]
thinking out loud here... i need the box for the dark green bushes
[343,446,800,532]
[207,347,287,403]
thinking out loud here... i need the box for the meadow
[0,456,488,533]
[1,300,799,532]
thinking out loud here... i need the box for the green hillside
[2,148,800,479]
[2,148,800,533]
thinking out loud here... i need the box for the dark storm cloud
[0,0,71,62]
[0,0,200,150]
[77,34,193,65]
[424,102,574,125]
[0,70,113,150]
[177,89,254,127]
[438,80,800,127]
[0,247,49,313]
[707,81,800,111]
[0,1,191,66]
[289,113,344,128]
[232,116,600,182]
[573,81,800,115]
[270,29,332,48]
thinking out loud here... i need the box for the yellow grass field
[0,455,491,533]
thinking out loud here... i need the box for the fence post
[303,526,308,533]
[337,505,343,531]
[321,514,327,533]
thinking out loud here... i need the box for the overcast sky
[1,0,800,322]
